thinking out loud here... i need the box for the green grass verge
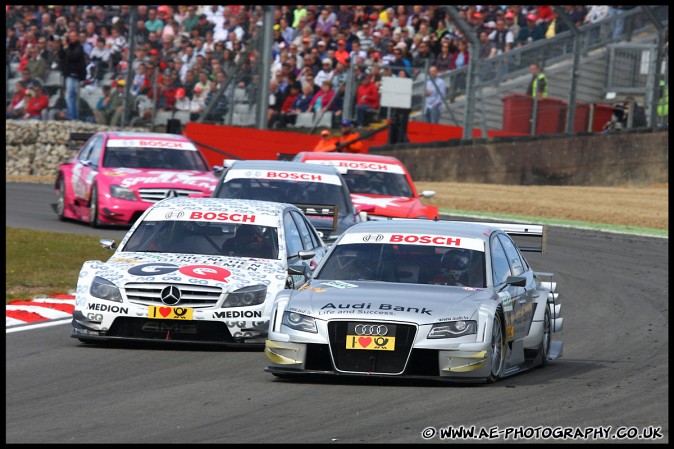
[5,227,110,303]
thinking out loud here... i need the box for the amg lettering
[213,310,263,318]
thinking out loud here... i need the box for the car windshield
[216,178,348,211]
[343,170,414,197]
[103,147,210,171]
[315,243,486,287]
[122,221,280,259]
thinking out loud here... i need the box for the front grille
[138,188,203,202]
[124,283,222,307]
[327,321,417,374]
[107,317,233,342]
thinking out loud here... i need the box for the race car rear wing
[453,221,547,253]
[294,203,339,233]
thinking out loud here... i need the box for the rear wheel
[89,185,100,227]
[486,313,506,383]
[537,307,552,368]
[56,177,66,221]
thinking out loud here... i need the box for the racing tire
[56,177,67,221]
[486,313,506,383]
[89,185,100,228]
[536,307,552,368]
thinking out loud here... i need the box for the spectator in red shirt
[334,39,350,65]
[354,72,380,127]
[22,83,49,120]
[6,80,27,119]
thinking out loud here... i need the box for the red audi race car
[293,152,439,220]
[54,131,219,227]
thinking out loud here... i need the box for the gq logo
[128,263,179,276]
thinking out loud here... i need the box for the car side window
[497,234,525,276]
[88,137,104,167]
[290,210,320,250]
[491,236,512,285]
[283,212,304,257]
[78,137,97,162]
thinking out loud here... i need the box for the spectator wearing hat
[389,42,412,77]
[335,119,366,154]
[22,82,49,120]
[314,58,334,90]
[313,128,338,152]
[516,13,546,47]
[188,84,206,121]
[355,72,380,128]
[106,79,126,126]
[334,39,350,65]
[174,87,191,113]
[504,10,520,38]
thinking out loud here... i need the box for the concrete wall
[373,129,669,186]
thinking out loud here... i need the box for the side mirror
[287,263,312,289]
[358,204,375,222]
[297,250,316,260]
[505,276,527,287]
[421,190,436,199]
[99,239,117,250]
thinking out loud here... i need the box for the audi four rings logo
[354,324,389,336]
[160,286,182,305]
[362,234,384,242]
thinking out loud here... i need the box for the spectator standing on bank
[526,63,548,98]
[424,65,446,124]
[61,30,87,120]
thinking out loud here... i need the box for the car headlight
[281,311,317,333]
[428,320,477,338]
[110,184,137,201]
[223,285,267,307]
[90,276,123,302]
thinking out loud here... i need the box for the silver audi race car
[71,197,328,346]
[265,219,563,383]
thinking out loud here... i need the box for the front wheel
[486,313,506,383]
[89,185,100,227]
[56,177,67,221]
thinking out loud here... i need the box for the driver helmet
[236,225,264,249]
[440,249,470,281]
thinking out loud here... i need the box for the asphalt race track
[5,182,669,443]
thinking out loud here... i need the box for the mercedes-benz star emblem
[160,285,182,305]
[166,190,177,198]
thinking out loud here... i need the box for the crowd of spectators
[7,5,630,126]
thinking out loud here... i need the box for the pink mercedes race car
[293,152,439,220]
[54,131,219,227]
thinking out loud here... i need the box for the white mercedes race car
[265,219,563,383]
[71,197,328,346]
